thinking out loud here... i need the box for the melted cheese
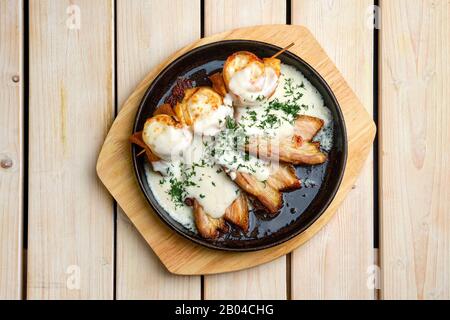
[212,127,272,181]
[145,164,196,232]
[229,62,279,107]
[185,164,239,219]
[193,104,233,136]
[178,87,233,136]
[238,107,295,139]
[142,115,192,161]
[150,136,239,219]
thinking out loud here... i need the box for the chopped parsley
[167,178,187,207]
[268,99,302,120]
[225,116,237,130]
[258,113,280,129]
[284,77,305,98]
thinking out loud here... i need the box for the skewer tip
[271,42,295,59]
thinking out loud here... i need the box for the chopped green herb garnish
[168,178,187,207]
[225,116,237,130]
[269,99,301,119]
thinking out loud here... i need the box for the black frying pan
[132,40,347,251]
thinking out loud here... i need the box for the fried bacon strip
[230,164,301,215]
[294,115,324,141]
[193,193,250,238]
[224,193,249,232]
[209,72,227,97]
[266,164,301,191]
[129,131,159,162]
[246,115,327,165]
[234,172,282,214]
[247,136,327,165]
[193,199,229,239]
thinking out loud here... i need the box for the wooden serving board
[96,25,376,275]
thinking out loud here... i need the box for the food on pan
[246,115,327,165]
[223,193,249,232]
[193,199,229,239]
[132,47,334,239]
[267,164,302,192]
[222,51,281,106]
[174,87,233,136]
[231,164,300,214]
[142,114,192,161]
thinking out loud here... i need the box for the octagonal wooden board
[96,25,376,275]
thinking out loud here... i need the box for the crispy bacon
[209,72,227,97]
[247,136,327,165]
[294,115,324,141]
[193,199,229,239]
[231,163,300,214]
[233,172,283,214]
[224,193,249,232]
[193,193,249,238]
[246,115,327,165]
[267,164,301,191]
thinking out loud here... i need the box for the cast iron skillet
[132,40,347,251]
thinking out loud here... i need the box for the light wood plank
[205,0,286,33]
[203,0,287,299]
[28,0,114,299]
[380,0,450,300]
[116,0,201,299]
[0,0,23,300]
[291,0,374,299]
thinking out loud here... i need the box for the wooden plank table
[0,0,448,300]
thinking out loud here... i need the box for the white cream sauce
[148,136,239,221]
[143,120,193,161]
[211,126,272,181]
[145,164,196,232]
[229,63,279,107]
[193,104,233,136]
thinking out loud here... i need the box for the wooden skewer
[270,42,295,59]
[137,149,146,157]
